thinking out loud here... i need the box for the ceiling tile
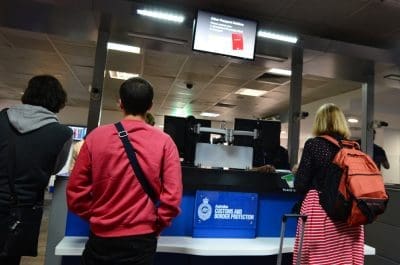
[142,75,175,93]
[106,51,141,73]
[245,80,280,91]
[213,77,246,87]
[143,49,188,78]
[220,63,265,80]
[51,39,96,57]
[1,28,54,52]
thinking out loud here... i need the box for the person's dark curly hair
[21,75,67,113]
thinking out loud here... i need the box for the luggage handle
[277,214,307,265]
[282,213,307,223]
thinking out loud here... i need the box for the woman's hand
[251,164,276,173]
[291,164,299,175]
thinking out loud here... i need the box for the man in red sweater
[67,77,182,265]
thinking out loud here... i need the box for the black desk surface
[58,167,296,194]
[182,166,296,194]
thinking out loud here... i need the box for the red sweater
[67,119,182,237]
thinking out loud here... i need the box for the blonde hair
[312,103,350,139]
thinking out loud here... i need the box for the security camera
[299,111,309,119]
[186,83,193,89]
[374,120,389,128]
[294,111,309,120]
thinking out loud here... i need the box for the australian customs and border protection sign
[193,190,258,238]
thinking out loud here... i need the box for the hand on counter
[251,164,276,174]
[291,164,299,175]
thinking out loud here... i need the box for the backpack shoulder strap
[319,135,360,150]
[319,135,341,148]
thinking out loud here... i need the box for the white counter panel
[55,236,376,256]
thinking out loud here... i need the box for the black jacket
[0,107,72,206]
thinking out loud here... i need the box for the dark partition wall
[365,186,400,265]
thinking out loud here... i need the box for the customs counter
[46,167,374,265]
[45,118,375,265]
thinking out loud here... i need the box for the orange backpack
[319,135,389,226]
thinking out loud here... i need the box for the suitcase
[276,214,308,265]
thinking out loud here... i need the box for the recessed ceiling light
[107,42,141,54]
[109,71,139,80]
[257,30,298,43]
[174,108,189,117]
[348,118,359,123]
[235,88,267,97]
[137,9,185,23]
[200,112,220,117]
[267,68,292,76]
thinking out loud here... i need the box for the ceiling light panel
[109,71,139,80]
[107,42,141,54]
[200,112,220,117]
[137,9,185,23]
[347,118,359,123]
[267,68,292,76]
[257,30,298,43]
[235,88,267,97]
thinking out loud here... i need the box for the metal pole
[86,13,111,134]
[287,44,303,167]
[361,63,375,157]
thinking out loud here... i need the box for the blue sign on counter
[193,190,258,238]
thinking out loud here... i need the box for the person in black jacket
[252,145,290,173]
[0,75,72,265]
[357,130,390,170]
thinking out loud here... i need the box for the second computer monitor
[233,118,281,150]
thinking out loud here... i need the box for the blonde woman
[293,103,364,265]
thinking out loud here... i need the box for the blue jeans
[81,232,157,265]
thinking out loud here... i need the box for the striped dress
[293,137,364,265]
[292,190,364,265]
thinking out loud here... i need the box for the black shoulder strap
[3,109,19,205]
[114,122,158,204]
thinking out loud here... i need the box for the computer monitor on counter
[233,118,281,167]
[163,116,211,164]
[68,125,87,141]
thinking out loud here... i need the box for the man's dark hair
[21,75,67,113]
[120,77,153,115]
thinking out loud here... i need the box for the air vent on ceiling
[384,74,400,81]
[215,102,237,108]
[256,73,290,85]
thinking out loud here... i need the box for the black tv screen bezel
[192,10,259,61]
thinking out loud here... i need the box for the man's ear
[118,99,125,113]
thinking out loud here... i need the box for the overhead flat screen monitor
[68,126,87,141]
[193,10,258,60]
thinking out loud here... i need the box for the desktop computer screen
[163,116,212,164]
